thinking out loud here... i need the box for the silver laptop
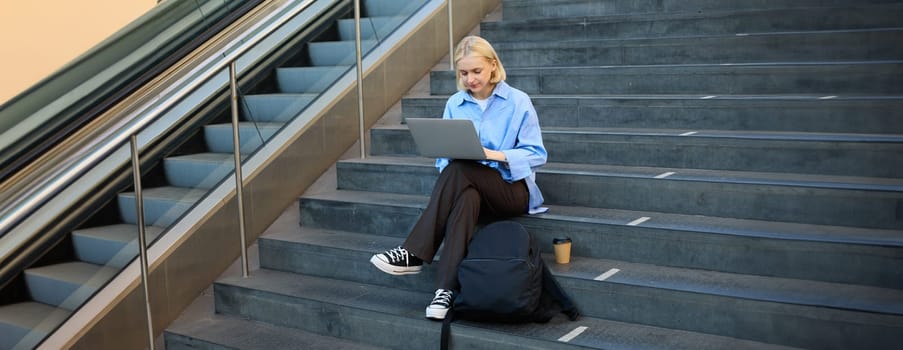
[406,118,487,160]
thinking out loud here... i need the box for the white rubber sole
[370,254,422,275]
[426,305,449,320]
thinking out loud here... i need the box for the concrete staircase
[166,0,903,349]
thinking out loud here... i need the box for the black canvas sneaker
[370,246,423,275]
[425,289,454,320]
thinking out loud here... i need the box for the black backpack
[440,220,579,349]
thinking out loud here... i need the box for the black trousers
[403,160,529,290]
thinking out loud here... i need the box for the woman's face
[457,55,496,99]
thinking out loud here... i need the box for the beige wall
[0,0,156,104]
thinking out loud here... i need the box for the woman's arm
[484,148,507,161]
[500,107,546,180]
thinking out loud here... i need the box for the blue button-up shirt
[436,81,548,211]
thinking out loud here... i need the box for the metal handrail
[6,0,448,346]
[0,0,254,186]
[0,0,316,244]
[6,1,321,348]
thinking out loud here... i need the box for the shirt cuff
[528,207,549,215]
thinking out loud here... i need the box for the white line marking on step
[701,95,717,99]
[819,96,837,100]
[594,268,621,281]
[680,131,698,136]
[627,217,651,226]
[655,172,676,179]
[736,33,749,36]
[558,326,589,342]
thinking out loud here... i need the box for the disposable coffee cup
[553,237,572,264]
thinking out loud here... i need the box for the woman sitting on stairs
[370,35,548,320]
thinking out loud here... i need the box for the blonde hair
[453,36,507,91]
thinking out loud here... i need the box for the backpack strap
[440,306,455,350]
[541,262,580,321]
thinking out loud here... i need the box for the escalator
[0,0,431,348]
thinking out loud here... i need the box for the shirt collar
[454,81,511,106]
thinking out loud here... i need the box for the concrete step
[307,40,377,66]
[482,5,903,42]
[71,224,165,268]
[117,186,207,227]
[297,189,903,289]
[23,262,117,310]
[203,121,282,154]
[332,157,903,229]
[399,95,903,134]
[429,62,903,95]
[502,0,903,19]
[276,66,350,94]
[164,313,388,350]
[369,125,903,177]
[257,228,903,349]
[0,302,70,350]
[490,29,903,67]
[214,269,798,349]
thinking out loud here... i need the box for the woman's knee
[448,188,481,227]
[458,186,480,204]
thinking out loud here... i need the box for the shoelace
[431,289,453,307]
[386,247,410,264]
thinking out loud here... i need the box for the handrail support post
[448,0,454,70]
[129,135,155,350]
[354,0,366,159]
[229,62,250,278]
